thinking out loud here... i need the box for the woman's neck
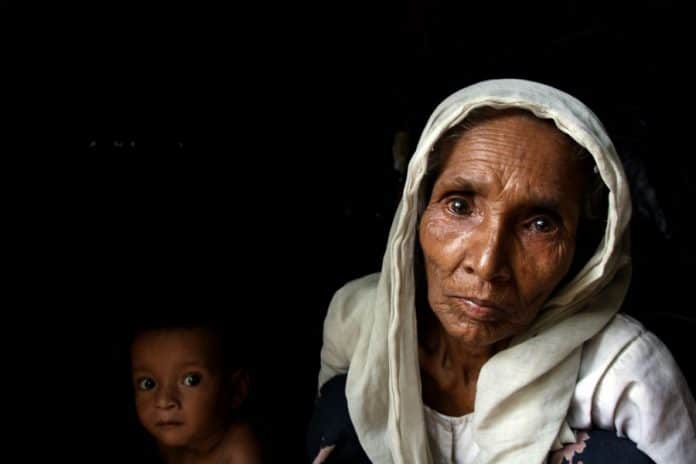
[423,325,500,378]
[442,333,496,378]
[420,323,509,416]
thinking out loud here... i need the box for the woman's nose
[155,383,180,409]
[463,218,512,283]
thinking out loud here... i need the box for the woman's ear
[229,368,251,409]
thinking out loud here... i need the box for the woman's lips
[450,296,507,321]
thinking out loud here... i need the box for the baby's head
[130,322,248,451]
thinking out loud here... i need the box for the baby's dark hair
[127,313,247,374]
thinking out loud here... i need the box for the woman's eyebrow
[526,198,562,214]
[450,175,563,212]
[447,175,564,208]
[447,176,479,192]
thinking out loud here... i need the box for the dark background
[47,1,694,462]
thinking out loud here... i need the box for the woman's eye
[183,373,202,387]
[137,377,156,391]
[529,216,557,233]
[447,198,471,216]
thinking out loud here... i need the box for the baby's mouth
[156,420,184,427]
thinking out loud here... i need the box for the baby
[130,322,262,463]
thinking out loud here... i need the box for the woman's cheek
[525,238,575,289]
[548,238,575,279]
[421,210,459,245]
[423,213,477,263]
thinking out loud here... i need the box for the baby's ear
[229,368,250,409]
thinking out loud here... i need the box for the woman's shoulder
[574,312,689,416]
[593,312,645,344]
[571,313,696,463]
[318,273,381,388]
[331,273,381,306]
[580,313,677,380]
[324,273,381,326]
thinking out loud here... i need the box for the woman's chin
[443,318,510,348]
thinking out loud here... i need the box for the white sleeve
[590,329,696,463]
[317,273,380,391]
[317,287,351,391]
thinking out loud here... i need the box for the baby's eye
[183,373,202,387]
[137,377,156,391]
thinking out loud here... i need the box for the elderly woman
[309,80,696,464]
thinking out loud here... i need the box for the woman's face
[419,113,588,348]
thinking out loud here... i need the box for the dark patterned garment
[309,375,655,464]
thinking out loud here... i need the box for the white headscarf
[319,79,632,463]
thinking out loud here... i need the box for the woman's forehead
[439,146,576,185]
[457,111,570,149]
[433,115,586,202]
[446,120,578,170]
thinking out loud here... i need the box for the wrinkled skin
[419,112,588,414]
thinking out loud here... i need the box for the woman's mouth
[451,296,506,321]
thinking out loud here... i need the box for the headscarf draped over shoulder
[319,79,632,464]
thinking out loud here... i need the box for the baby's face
[131,328,227,449]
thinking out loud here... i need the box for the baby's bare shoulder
[220,422,262,464]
